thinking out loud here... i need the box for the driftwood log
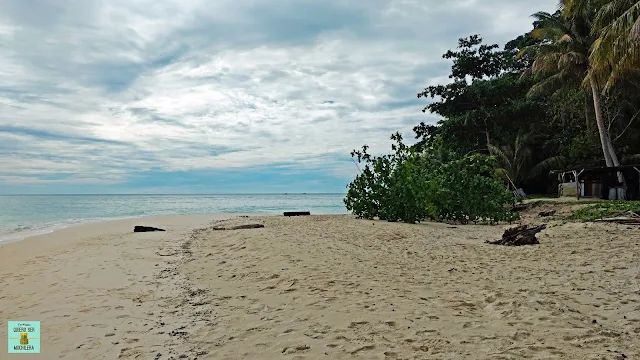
[487,224,546,246]
[595,210,640,224]
[134,226,166,232]
[538,210,556,217]
[212,224,264,230]
[596,218,640,224]
[283,211,311,216]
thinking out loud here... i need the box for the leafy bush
[344,133,519,224]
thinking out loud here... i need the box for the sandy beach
[0,214,231,360]
[1,213,640,359]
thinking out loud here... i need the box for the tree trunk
[606,133,626,188]
[584,89,594,132]
[606,135,621,166]
[589,75,614,167]
[590,75,625,189]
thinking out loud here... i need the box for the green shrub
[344,133,519,224]
[572,201,640,221]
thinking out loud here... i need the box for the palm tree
[488,134,565,188]
[589,0,640,89]
[523,4,622,169]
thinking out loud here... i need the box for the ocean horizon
[0,193,348,242]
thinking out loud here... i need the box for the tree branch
[606,101,624,132]
[613,109,640,143]
[351,158,362,173]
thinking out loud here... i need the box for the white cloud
[0,0,557,189]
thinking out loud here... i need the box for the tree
[409,18,640,196]
[488,133,566,188]
[590,0,640,89]
[523,6,622,169]
[417,35,545,155]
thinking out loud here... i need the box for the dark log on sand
[134,226,166,232]
[283,211,311,216]
[538,210,556,217]
[596,217,640,224]
[486,224,546,246]
[595,210,640,224]
[212,224,265,230]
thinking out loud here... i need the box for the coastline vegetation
[345,0,640,222]
[572,200,640,220]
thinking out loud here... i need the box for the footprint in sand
[350,344,375,354]
[348,321,368,329]
[281,345,310,354]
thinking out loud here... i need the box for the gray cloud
[0,0,557,187]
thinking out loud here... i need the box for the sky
[0,0,557,194]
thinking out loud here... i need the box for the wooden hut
[551,165,640,200]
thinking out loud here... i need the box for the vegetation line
[343,0,640,223]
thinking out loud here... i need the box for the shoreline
[0,193,349,244]
[0,216,149,245]
[0,212,278,245]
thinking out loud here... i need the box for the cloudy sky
[0,0,556,194]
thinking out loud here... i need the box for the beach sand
[0,214,232,360]
[1,214,639,359]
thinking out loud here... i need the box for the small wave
[7,224,34,233]
[0,226,58,244]
[0,215,147,244]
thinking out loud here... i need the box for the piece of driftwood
[487,224,546,246]
[595,210,640,224]
[212,224,264,230]
[596,217,640,224]
[538,210,556,217]
[134,226,166,232]
[283,211,311,216]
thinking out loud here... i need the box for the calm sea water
[0,194,348,242]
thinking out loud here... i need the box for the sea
[0,194,348,242]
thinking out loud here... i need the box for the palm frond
[559,51,588,68]
[631,13,640,38]
[593,0,640,30]
[488,144,513,171]
[563,0,597,18]
[528,155,567,179]
[532,51,562,73]
[589,0,640,88]
[559,33,574,42]
[532,11,577,39]
[527,72,569,97]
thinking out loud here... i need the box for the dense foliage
[345,0,640,222]
[344,134,518,224]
